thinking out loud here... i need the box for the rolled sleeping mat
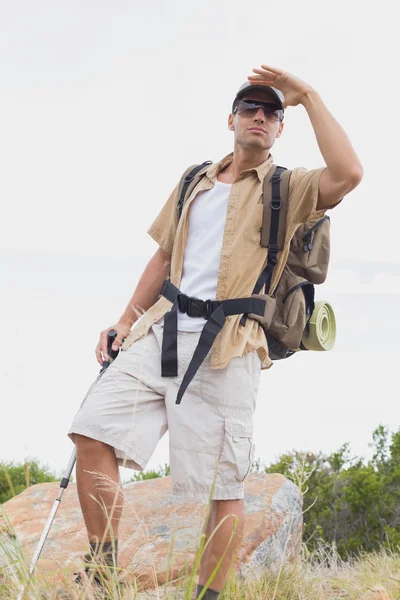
[302,301,336,351]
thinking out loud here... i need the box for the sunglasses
[234,100,284,122]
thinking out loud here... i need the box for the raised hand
[248,64,315,109]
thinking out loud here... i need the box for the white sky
[0,1,399,482]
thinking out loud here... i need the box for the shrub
[0,460,57,504]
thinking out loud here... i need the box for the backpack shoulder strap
[251,165,291,296]
[261,165,291,249]
[240,165,291,326]
[177,161,213,220]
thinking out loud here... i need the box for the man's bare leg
[74,434,123,549]
[198,499,245,595]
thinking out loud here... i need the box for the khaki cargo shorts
[68,322,262,501]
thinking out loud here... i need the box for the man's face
[228,89,284,152]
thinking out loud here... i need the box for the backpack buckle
[203,299,214,319]
[186,297,204,318]
[268,244,279,263]
[177,293,188,313]
[270,200,282,210]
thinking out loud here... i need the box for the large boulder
[1,473,302,590]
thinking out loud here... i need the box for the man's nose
[253,108,265,122]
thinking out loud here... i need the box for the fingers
[248,75,274,86]
[111,336,124,352]
[250,65,282,78]
[248,65,283,84]
[249,70,275,81]
[95,342,104,366]
[98,330,111,365]
[252,68,275,78]
[260,64,282,74]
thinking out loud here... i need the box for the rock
[1,473,302,591]
[361,586,391,600]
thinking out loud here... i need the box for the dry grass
[1,455,400,599]
[1,418,399,598]
[1,523,400,600]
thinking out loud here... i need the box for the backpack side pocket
[289,216,330,284]
[267,267,315,351]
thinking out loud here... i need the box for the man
[68,64,363,598]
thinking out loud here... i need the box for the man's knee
[74,434,113,459]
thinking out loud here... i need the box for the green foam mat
[302,301,336,351]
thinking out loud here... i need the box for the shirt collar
[204,152,274,184]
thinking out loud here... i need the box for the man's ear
[275,122,284,139]
[228,113,235,131]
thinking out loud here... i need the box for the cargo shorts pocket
[219,418,255,483]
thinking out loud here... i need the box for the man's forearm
[118,250,171,327]
[301,90,363,181]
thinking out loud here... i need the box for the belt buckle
[178,293,188,313]
[187,296,203,318]
[203,299,213,319]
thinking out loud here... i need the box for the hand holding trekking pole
[96,322,131,366]
[17,330,120,600]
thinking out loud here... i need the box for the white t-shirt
[158,180,232,331]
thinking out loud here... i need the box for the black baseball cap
[232,82,285,112]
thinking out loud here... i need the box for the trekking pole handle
[101,329,119,371]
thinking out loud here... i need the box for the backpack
[176,161,335,360]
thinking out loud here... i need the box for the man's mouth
[248,127,266,134]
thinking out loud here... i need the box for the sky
[0,0,399,483]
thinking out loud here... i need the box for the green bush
[0,460,57,504]
[264,425,400,557]
[126,463,170,482]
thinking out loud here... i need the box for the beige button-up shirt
[122,153,327,370]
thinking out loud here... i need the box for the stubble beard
[239,132,271,153]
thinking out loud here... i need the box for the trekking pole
[16,330,120,600]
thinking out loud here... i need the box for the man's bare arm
[96,247,171,365]
[301,90,363,210]
[248,65,364,210]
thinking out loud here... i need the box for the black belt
[160,280,265,404]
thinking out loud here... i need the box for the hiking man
[68,64,363,598]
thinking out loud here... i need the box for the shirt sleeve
[147,184,179,256]
[288,166,328,225]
